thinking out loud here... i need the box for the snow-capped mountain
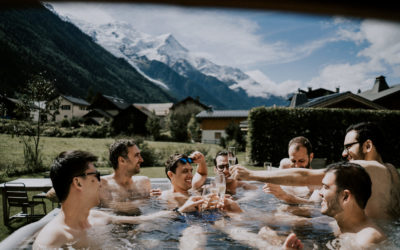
[48,5,287,108]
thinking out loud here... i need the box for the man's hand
[230,165,252,180]
[283,233,303,250]
[189,151,205,164]
[179,196,204,213]
[263,183,287,200]
[217,196,243,213]
[150,188,162,196]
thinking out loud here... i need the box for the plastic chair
[4,182,47,224]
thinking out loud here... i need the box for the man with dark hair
[318,162,385,247]
[213,150,256,195]
[161,152,208,205]
[34,150,173,249]
[99,139,159,214]
[231,122,400,220]
[224,162,385,249]
[279,136,314,169]
[264,136,320,205]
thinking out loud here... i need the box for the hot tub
[1,178,399,249]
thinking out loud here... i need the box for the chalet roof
[102,95,130,110]
[289,92,308,107]
[288,87,335,101]
[171,96,210,111]
[196,110,249,118]
[298,91,385,109]
[61,95,90,106]
[134,103,173,116]
[83,109,114,119]
[359,83,400,101]
[132,104,153,117]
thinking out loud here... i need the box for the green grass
[0,134,263,241]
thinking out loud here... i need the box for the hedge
[247,107,400,167]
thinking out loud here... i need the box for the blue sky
[50,2,400,97]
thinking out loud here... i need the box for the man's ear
[342,190,351,202]
[118,155,126,165]
[167,170,174,180]
[309,152,314,162]
[364,139,373,153]
[73,177,82,189]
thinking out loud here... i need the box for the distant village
[1,75,399,144]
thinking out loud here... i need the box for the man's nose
[342,149,348,159]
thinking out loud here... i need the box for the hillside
[0,3,175,103]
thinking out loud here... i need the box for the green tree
[187,114,201,142]
[14,72,59,172]
[168,103,203,142]
[225,122,246,151]
[146,111,161,140]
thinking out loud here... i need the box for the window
[61,105,71,110]
[79,106,86,110]
[215,132,221,139]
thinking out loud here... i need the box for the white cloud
[309,19,400,92]
[245,70,301,97]
[49,2,400,97]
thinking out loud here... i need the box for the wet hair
[213,150,238,167]
[288,136,313,155]
[346,122,384,155]
[325,162,372,209]
[50,150,98,203]
[109,139,136,169]
[165,153,187,180]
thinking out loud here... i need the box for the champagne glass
[264,162,272,171]
[227,147,237,167]
[214,173,226,200]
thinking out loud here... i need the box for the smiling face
[215,155,231,181]
[169,161,193,193]
[342,130,365,161]
[319,172,343,217]
[122,145,143,175]
[288,144,312,168]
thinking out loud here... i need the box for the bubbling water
[21,180,400,249]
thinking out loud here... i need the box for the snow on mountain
[51,8,272,98]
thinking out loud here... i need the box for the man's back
[353,160,400,220]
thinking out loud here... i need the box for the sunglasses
[217,164,230,171]
[76,171,101,182]
[178,157,193,164]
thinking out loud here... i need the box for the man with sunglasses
[99,139,159,214]
[231,122,400,220]
[34,150,174,249]
[214,150,257,195]
[160,152,208,206]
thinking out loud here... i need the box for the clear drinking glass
[227,147,237,167]
[214,173,226,200]
[264,162,272,171]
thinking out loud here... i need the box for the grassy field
[0,134,262,242]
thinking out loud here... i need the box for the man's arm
[230,165,325,186]
[110,210,175,224]
[263,183,314,204]
[190,151,208,189]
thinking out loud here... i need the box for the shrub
[247,107,400,166]
[60,119,70,128]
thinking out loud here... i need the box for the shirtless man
[99,139,157,214]
[160,152,242,213]
[214,150,257,195]
[264,136,320,204]
[33,150,173,249]
[222,162,385,249]
[231,122,400,220]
